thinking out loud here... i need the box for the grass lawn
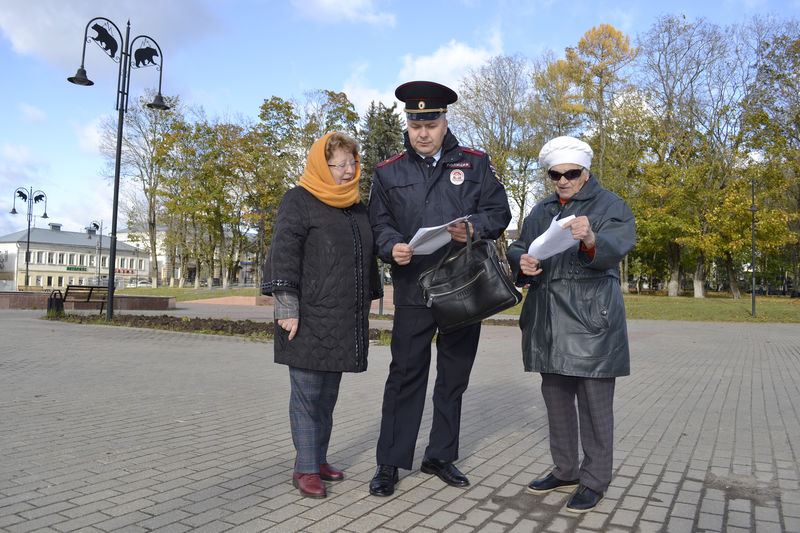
[499,290,800,323]
[117,286,259,302]
[118,286,800,323]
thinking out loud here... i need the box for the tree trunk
[692,255,705,298]
[620,256,630,294]
[148,230,159,285]
[792,241,800,296]
[667,242,681,297]
[725,252,741,299]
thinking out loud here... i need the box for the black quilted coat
[262,187,381,372]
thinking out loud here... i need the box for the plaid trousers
[540,373,616,493]
[288,366,342,473]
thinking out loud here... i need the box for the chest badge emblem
[450,169,465,185]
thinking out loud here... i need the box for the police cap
[395,80,457,121]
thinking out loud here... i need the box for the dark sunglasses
[548,168,585,181]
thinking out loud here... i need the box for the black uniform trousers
[376,306,480,470]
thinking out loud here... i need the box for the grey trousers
[288,366,342,473]
[541,373,616,493]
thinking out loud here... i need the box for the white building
[0,223,148,291]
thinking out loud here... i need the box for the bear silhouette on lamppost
[68,17,169,321]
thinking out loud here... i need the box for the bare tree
[100,91,182,284]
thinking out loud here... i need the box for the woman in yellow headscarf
[262,132,381,499]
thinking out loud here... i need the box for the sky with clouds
[1,0,798,237]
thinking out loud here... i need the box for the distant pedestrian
[507,136,636,513]
[262,132,382,499]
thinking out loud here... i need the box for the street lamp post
[68,17,169,321]
[750,179,757,318]
[90,220,103,283]
[10,187,48,290]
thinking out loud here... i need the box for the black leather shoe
[526,472,579,494]
[420,458,469,487]
[369,465,399,497]
[566,485,604,513]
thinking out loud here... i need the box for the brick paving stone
[641,504,668,523]
[460,507,492,526]
[576,509,610,530]
[385,510,426,530]
[728,509,753,528]
[755,505,781,522]
[729,498,752,512]
[755,523,785,533]
[471,522,507,533]
[783,517,800,531]
[420,510,461,529]
[150,521,194,533]
[610,508,638,527]
[303,513,353,533]
[665,516,695,532]
[440,523,474,533]
[225,518,276,532]
[637,520,666,533]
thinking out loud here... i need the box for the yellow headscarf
[298,132,361,208]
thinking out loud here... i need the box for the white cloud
[341,31,504,119]
[398,33,503,91]
[2,143,37,168]
[342,63,397,116]
[608,8,636,33]
[19,103,47,123]
[75,117,104,156]
[291,0,396,26]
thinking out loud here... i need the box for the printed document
[409,216,469,255]
[527,214,577,260]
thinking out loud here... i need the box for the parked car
[135,279,152,287]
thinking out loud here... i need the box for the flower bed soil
[46,313,517,340]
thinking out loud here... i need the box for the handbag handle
[429,220,474,279]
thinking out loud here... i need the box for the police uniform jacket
[507,175,636,377]
[369,129,512,307]
[262,187,381,372]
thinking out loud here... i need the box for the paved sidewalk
[1,308,799,532]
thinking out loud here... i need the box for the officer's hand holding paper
[409,216,469,255]
[527,214,577,260]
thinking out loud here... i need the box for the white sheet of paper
[409,216,469,255]
[527,214,577,260]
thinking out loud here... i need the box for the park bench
[63,284,109,314]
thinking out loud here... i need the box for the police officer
[368,81,512,496]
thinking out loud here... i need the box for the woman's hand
[520,254,542,276]
[278,318,299,340]
[562,216,595,248]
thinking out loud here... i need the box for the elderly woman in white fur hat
[507,136,636,514]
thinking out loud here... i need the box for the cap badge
[418,101,425,110]
[450,169,465,185]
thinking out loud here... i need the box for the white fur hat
[538,136,593,170]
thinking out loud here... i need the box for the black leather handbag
[418,224,522,334]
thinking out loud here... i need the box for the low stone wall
[0,291,175,311]
[255,294,274,306]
